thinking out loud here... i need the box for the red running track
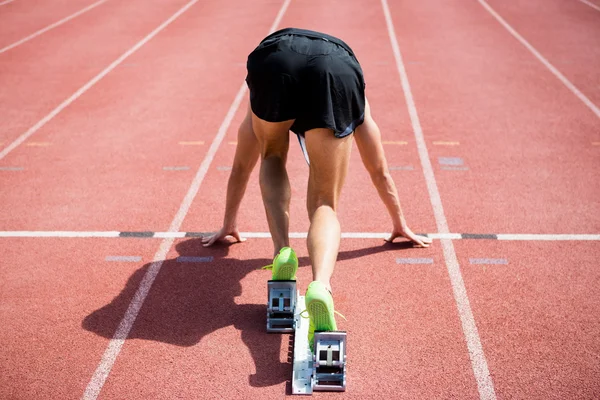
[0,0,599,399]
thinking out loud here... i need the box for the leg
[305,129,353,292]
[251,112,295,256]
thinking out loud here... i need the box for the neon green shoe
[305,280,337,352]
[263,247,298,280]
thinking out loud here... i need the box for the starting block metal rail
[290,295,347,394]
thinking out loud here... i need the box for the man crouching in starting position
[203,28,432,350]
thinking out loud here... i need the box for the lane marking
[178,141,204,145]
[0,231,599,240]
[439,157,464,166]
[382,140,408,145]
[389,165,414,170]
[462,233,497,240]
[82,1,292,398]
[176,256,213,263]
[217,166,232,171]
[119,231,153,238]
[25,142,52,147]
[441,166,469,171]
[0,0,14,6]
[469,258,508,265]
[163,166,190,171]
[579,0,600,12]
[496,234,600,241]
[433,141,460,146]
[228,141,238,145]
[105,256,141,262]
[396,258,434,264]
[0,0,192,162]
[0,0,109,54]
[381,1,497,399]
[0,166,24,171]
[478,0,600,120]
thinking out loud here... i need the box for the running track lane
[0,0,192,149]
[0,0,107,48]
[388,0,600,398]
[387,0,600,234]
[0,0,271,231]
[483,0,600,106]
[0,0,288,398]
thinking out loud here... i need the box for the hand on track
[202,226,246,247]
[385,226,432,248]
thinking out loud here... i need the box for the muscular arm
[202,107,260,246]
[354,101,431,247]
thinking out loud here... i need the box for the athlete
[202,28,432,349]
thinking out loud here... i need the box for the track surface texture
[1,0,599,399]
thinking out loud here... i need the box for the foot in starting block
[266,280,297,333]
[312,331,347,391]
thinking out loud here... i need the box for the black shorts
[246,28,366,138]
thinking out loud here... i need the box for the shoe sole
[273,263,296,280]
[307,299,336,332]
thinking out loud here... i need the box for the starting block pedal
[291,295,347,394]
[266,280,297,333]
[312,331,347,391]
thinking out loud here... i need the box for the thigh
[251,111,294,159]
[304,128,353,214]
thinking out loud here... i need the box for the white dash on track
[26,142,52,147]
[478,0,600,120]
[163,166,190,171]
[389,165,414,171]
[438,157,464,166]
[0,0,15,6]
[0,0,109,54]
[382,1,497,399]
[469,258,508,265]
[433,141,460,146]
[0,166,24,171]
[176,256,213,263]
[396,258,434,264]
[178,141,204,145]
[105,256,141,262]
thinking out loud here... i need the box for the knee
[307,197,337,220]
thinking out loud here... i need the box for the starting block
[312,331,347,391]
[291,295,347,394]
[266,280,297,333]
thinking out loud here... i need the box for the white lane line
[381,1,497,399]
[0,0,109,54]
[0,0,15,6]
[0,0,190,163]
[497,233,600,241]
[579,0,600,12]
[81,1,292,399]
[477,0,600,120]
[0,231,599,240]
